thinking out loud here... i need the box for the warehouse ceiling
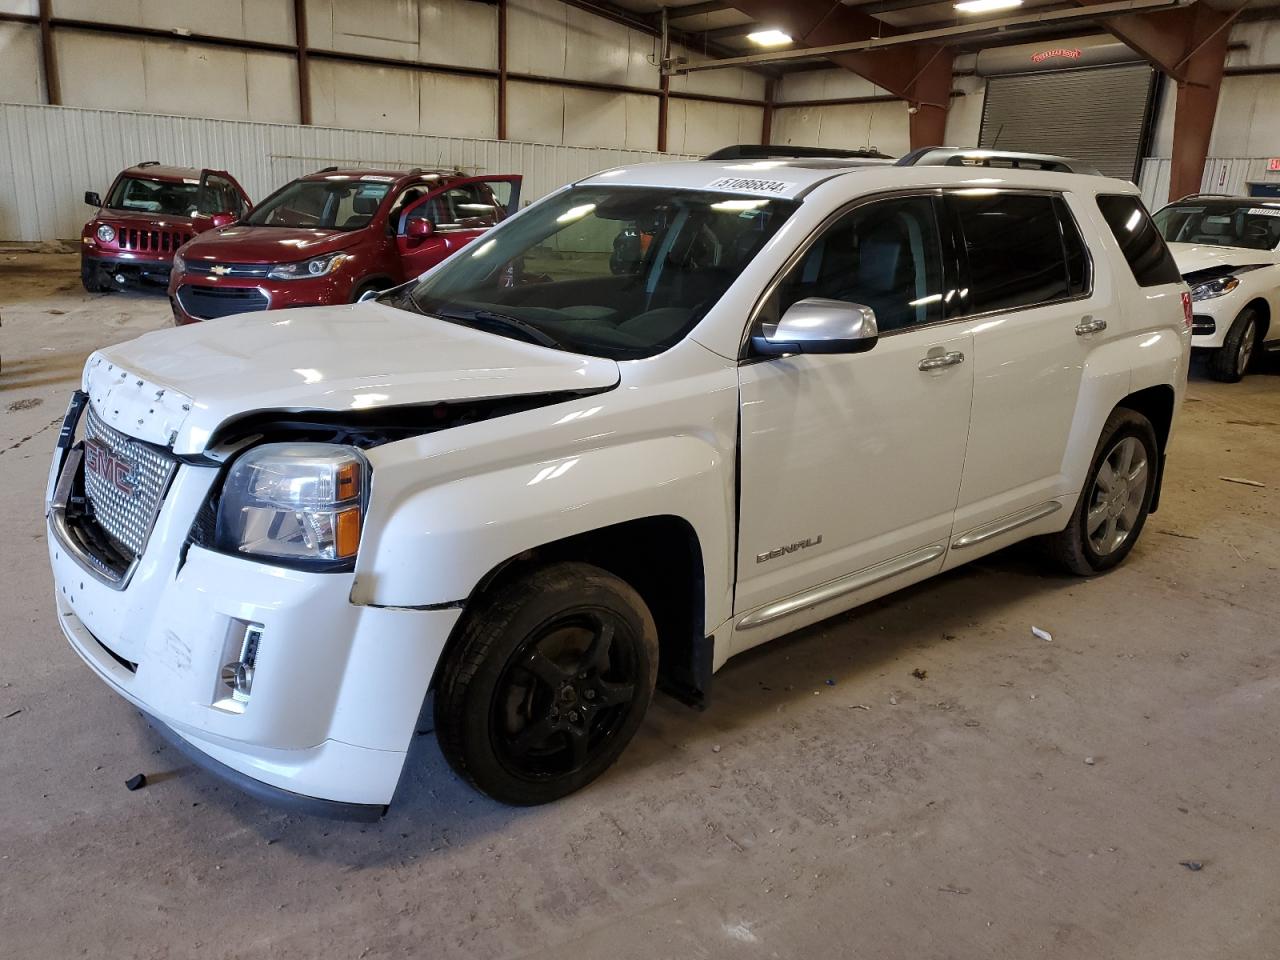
[602,0,1280,69]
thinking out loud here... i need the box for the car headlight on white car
[1189,276,1240,302]
[267,252,351,280]
[215,443,368,567]
[96,224,115,243]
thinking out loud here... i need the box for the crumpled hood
[1167,242,1279,276]
[181,225,352,263]
[84,301,620,455]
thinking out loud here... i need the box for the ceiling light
[954,0,1023,12]
[747,29,792,46]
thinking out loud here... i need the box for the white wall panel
[0,22,43,105]
[507,80,657,150]
[1207,75,1280,158]
[668,44,765,101]
[0,102,694,241]
[53,0,295,45]
[55,31,299,124]
[309,58,494,138]
[944,78,983,147]
[667,99,761,156]
[508,0,657,87]
[773,101,909,156]
[0,0,37,13]
[304,0,496,70]
[776,68,889,103]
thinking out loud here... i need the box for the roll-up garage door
[978,64,1156,180]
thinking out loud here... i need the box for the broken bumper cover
[50,530,462,818]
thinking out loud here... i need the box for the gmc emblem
[84,438,139,495]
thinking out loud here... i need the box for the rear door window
[951,191,1071,313]
[1096,194,1182,287]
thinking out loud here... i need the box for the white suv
[1153,194,1280,381]
[47,149,1191,818]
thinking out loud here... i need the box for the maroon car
[81,162,251,292]
[167,167,521,324]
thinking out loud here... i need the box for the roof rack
[135,160,161,167]
[704,144,892,162]
[1174,192,1240,202]
[896,147,1101,176]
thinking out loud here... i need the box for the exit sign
[1269,158,1280,172]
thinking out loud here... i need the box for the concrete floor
[2,252,1278,959]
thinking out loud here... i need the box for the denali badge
[756,535,823,564]
[84,438,139,495]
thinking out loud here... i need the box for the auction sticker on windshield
[705,176,795,195]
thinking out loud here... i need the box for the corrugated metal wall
[0,102,697,242]
[1138,156,1280,210]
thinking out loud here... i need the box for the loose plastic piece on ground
[125,774,147,791]
[1179,860,1204,872]
[1032,626,1053,642]
[1219,477,1265,488]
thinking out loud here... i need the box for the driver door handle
[918,350,965,371]
[1076,315,1107,336]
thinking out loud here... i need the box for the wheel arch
[1115,383,1176,513]
[432,515,712,708]
[1242,296,1270,340]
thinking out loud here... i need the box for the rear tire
[434,561,658,805]
[1043,408,1158,576]
[1207,307,1259,382]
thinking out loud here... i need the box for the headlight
[267,252,351,280]
[172,252,186,273]
[1190,276,1240,302]
[215,443,367,567]
[96,224,116,243]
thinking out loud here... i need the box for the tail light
[1181,290,1193,329]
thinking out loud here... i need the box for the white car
[1153,195,1280,381]
[47,149,1191,818]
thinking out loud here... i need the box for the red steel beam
[293,0,311,125]
[725,0,953,149]
[1074,0,1237,200]
[38,0,60,105]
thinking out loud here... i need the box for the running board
[736,543,945,631]
[951,500,1062,550]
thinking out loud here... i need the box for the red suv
[167,167,521,324]
[81,163,250,292]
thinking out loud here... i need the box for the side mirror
[208,212,238,228]
[752,298,879,356]
[84,191,101,207]
[405,219,435,239]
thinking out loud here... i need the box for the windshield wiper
[432,307,567,351]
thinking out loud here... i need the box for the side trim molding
[736,543,945,631]
[951,500,1063,550]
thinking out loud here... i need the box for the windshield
[243,178,393,230]
[396,186,798,359]
[1153,200,1280,251]
[106,176,200,217]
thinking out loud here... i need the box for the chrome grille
[83,405,178,559]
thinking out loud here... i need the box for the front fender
[350,435,734,626]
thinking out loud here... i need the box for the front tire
[80,260,110,293]
[1207,307,1259,382]
[434,562,659,805]
[1043,408,1158,576]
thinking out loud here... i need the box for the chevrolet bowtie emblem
[210,264,231,276]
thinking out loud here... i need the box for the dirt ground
[1,252,1277,960]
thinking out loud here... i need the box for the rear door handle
[1075,315,1107,336]
[918,351,965,371]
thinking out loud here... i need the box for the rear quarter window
[1096,194,1182,287]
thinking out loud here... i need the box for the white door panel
[736,327,973,619]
